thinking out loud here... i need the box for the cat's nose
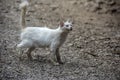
[70,27,72,31]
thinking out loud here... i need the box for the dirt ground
[0,0,120,80]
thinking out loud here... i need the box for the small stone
[50,5,58,11]
[68,43,73,47]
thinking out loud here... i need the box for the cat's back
[21,27,57,40]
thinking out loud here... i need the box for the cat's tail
[19,0,29,30]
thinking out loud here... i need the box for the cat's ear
[59,21,64,27]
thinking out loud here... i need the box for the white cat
[17,0,73,65]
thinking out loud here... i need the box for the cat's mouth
[69,27,72,31]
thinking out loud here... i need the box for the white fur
[18,24,72,50]
[18,27,62,48]
[19,0,29,9]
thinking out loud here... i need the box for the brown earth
[0,0,120,80]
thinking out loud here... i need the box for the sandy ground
[0,0,120,80]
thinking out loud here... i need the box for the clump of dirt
[0,0,120,80]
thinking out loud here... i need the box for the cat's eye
[66,25,69,27]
